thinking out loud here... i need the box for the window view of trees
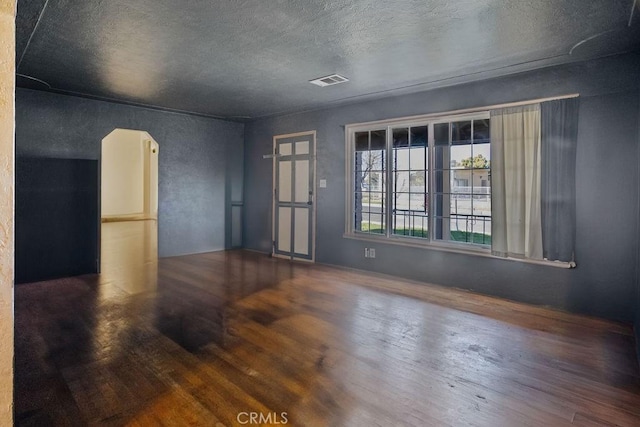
[459,154,489,169]
[435,119,491,245]
[352,117,491,246]
[392,126,428,238]
[354,130,385,234]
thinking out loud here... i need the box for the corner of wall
[0,0,15,423]
[636,87,640,369]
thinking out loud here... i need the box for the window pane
[474,191,491,219]
[392,209,428,238]
[392,214,410,235]
[393,128,409,148]
[473,143,490,169]
[371,130,386,150]
[451,145,472,169]
[449,215,471,242]
[473,119,490,143]
[409,146,426,169]
[448,192,472,215]
[355,132,368,151]
[472,216,492,245]
[368,191,384,209]
[364,193,374,211]
[434,123,449,145]
[452,121,471,145]
[411,214,429,238]
[393,192,409,211]
[452,171,470,192]
[410,126,428,147]
[369,213,385,233]
[394,171,411,193]
[366,171,384,192]
[409,193,427,212]
[409,171,426,189]
[472,169,490,191]
[394,148,409,169]
[366,148,385,171]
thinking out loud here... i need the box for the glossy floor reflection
[101,220,159,296]
[14,222,640,425]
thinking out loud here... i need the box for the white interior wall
[101,129,146,218]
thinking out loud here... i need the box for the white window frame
[344,110,491,255]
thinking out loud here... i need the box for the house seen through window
[351,113,491,247]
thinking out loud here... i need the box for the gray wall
[244,52,640,323]
[16,88,244,258]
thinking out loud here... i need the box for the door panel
[278,161,292,202]
[296,140,309,154]
[294,207,310,255]
[294,159,309,202]
[280,142,292,156]
[273,132,315,260]
[277,207,291,253]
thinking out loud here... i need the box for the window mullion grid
[367,131,372,234]
[385,126,393,238]
[470,121,474,242]
[351,130,358,235]
[428,122,435,244]
[349,112,489,246]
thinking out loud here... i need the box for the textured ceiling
[15,0,640,121]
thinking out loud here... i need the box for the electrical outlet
[364,248,369,258]
[369,248,376,258]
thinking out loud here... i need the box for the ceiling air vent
[309,74,349,87]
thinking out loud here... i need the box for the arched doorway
[101,129,158,221]
[100,129,159,291]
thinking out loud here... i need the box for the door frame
[271,130,317,262]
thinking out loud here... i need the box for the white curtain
[491,104,543,259]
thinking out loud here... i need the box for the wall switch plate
[319,179,327,188]
[369,248,376,258]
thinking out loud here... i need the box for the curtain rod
[343,93,580,129]
[479,93,579,112]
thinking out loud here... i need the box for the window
[347,112,491,249]
[347,96,579,266]
[354,130,386,234]
[391,125,428,238]
[434,118,491,245]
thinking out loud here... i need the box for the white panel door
[273,132,315,260]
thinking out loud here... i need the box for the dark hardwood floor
[14,221,640,426]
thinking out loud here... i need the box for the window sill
[342,232,575,269]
